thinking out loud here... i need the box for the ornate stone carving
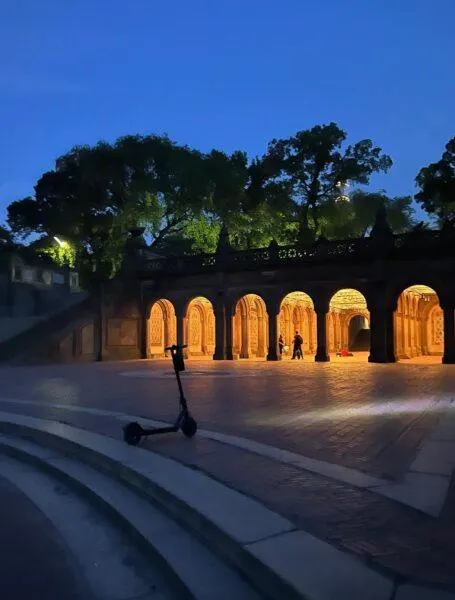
[189,308,201,346]
[150,303,163,346]
[432,307,444,346]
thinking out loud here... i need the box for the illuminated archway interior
[233,294,268,359]
[185,296,215,357]
[394,285,443,360]
[279,292,316,357]
[148,299,176,357]
[328,289,370,354]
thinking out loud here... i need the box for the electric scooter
[123,344,197,446]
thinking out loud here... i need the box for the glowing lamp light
[54,236,68,248]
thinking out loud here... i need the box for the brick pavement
[1,398,455,590]
[0,359,453,478]
[1,360,455,590]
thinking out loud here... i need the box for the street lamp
[53,235,69,248]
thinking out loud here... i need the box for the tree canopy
[415,136,455,225]
[259,122,393,242]
[5,123,423,283]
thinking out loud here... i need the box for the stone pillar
[266,311,281,361]
[386,306,396,362]
[94,280,104,362]
[442,304,455,364]
[258,315,266,357]
[225,306,234,360]
[213,301,226,360]
[140,312,148,359]
[175,307,188,358]
[368,303,396,363]
[315,305,330,362]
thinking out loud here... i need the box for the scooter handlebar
[165,344,188,351]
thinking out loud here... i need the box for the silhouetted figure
[279,334,285,355]
[292,331,303,360]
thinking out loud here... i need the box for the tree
[415,137,455,224]
[7,135,211,280]
[318,190,415,239]
[0,224,15,247]
[260,123,393,242]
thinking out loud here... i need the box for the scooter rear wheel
[181,416,197,438]
[123,422,143,446]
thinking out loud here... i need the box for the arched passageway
[147,299,176,357]
[394,285,443,361]
[185,296,215,358]
[328,289,370,359]
[233,294,268,359]
[279,292,316,358]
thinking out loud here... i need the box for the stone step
[0,452,181,600]
[0,410,400,600]
[0,433,261,600]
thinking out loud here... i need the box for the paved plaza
[1,358,455,592]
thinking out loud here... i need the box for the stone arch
[328,288,370,357]
[233,293,268,359]
[279,292,316,357]
[394,284,443,360]
[147,299,176,358]
[185,296,215,358]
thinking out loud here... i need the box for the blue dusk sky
[0,0,454,224]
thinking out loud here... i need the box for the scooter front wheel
[123,422,143,446]
[181,416,197,438]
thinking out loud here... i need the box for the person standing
[278,334,285,356]
[292,331,304,360]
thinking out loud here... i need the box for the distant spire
[268,238,279,260]
[370,202,394,253]
[370,202,393,240]
[297,220,315,246]
[216,223,231,254]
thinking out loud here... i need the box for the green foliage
[0,224,14,247]
[183,216,221,254]
[7,135,212,279]
[38,240,76,268]
[260,122,393,239]
[5,122,422,276]
[318,190,415,239]
[415,136,455,224]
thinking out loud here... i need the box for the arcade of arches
[146,285,452,363]
[233,294,268,359]
[147,296,215,358]
[394,285,443,360]
[185,296,215,357]
[327,289,370,355]
[278,290,370,358]
[147,299,176,358]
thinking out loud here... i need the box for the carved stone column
[225,305,234,360]
[175,306,188,359]
[140,309,148,359]
[213,300,226,360]
[442,303,455,364]
[266,311,281,361]
[368,301,396,363]
[314,300,330,362]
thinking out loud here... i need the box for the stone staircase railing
[0,294,93,362]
